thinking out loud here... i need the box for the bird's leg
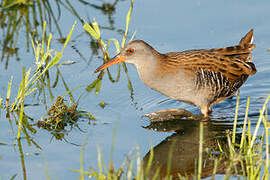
[200,106,212,118]
[143,108,202,122]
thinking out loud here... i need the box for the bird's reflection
[143,116,242,179]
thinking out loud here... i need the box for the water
[0,0,270,179]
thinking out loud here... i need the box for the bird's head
[95,40,158,73]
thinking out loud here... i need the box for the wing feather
[163,51,256,82]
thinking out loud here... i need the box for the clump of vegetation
[37,96,95,140]
[37,96,79,131]
[3,20,76,141]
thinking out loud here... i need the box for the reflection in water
[6,109,41,149]
[82,0,121,30]
[0,1,63,68]
[17,139,27,180]
[0,0,124,69]
[143,119,242,179]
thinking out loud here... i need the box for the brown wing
[160,29,256,82]
[162,51,256,82]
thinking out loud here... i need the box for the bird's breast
[137,68,202,103]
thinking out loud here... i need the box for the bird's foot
[143,109,203,122]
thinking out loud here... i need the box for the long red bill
[94,55,127,73]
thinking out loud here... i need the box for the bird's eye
[127,48,135,55]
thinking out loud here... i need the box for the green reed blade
[80,136,89,180]
[92,20,101,39]
[240,96,250,149]
[41,21,46,56]
[95,79,101,94]
[135,146,142,178]
[144,143,154,178]
[25,68,31,85]
[121,0,133,48]
[47,33,52,53]
[197,122,203,180]
[108,38,120,54]
[233,91,240,144]
[6,76,13,107]
[83,22,100,42]
[249,94,270,153]
[97,146,104,178]
[61,21,76,53]
[17,67,26,139]
[86,79,99,92]
[24,87,37,97]
[130,31,136,42]
[31,37,36,59]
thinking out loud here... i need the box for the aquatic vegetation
[3,21,75,142]
[71,94,270,179]
[0,0,62,68]
[84,0,135,95]
[9,21,75,112]
[0,0,269,179]
[37,96,95,140]
[37,96,79,131]
[0,0,122,69]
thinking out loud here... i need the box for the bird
[95,29,256,118]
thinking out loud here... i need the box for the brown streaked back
[157,29,256,82]
[159,49,256,83]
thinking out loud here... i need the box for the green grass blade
[240,96,250,149]
[31,37,37,61]
[92,20,101,39]
[130,31,136,42]
[109,38,121,54]
[24,87,37,97]
[232,91,240,144]
[249,94,270,153]
[144,143,154,178]
[80,136,90,180]
[0,97,2,109]
[121,0,134,48]
[17,68,26,139]
[95,79,101,94]
[47,33,52,53]
[197,122,203,180]
[41,21,46,56]
[6,76,13,108]
[83,22,100,41]
[61,21,76,53]
[86,79,99,92]
[166,140,175,179]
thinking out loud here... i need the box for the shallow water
[0,0,270,179]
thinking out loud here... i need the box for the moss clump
[37,96,79,132]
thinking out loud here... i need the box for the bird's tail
[239,29,254,47]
